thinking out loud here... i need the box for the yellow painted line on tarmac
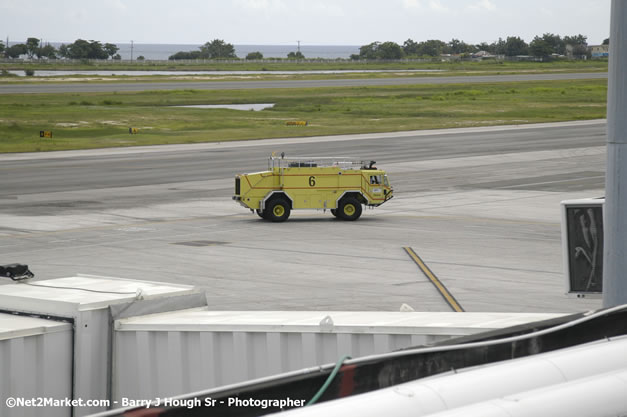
[403,246,464,312]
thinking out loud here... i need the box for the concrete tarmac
[0,120,606,313]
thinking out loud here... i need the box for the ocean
[33,42,360,60]
[119,43,360,60]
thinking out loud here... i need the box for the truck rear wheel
[338,196,362,221]
[265,199,291,222]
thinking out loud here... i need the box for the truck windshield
[384,175,389,187]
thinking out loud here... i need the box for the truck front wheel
[338,196,362,221]
[265,199,291,222]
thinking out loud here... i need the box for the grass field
[0,79,607,153]
[0,69,609,86]
[0,58,608,73]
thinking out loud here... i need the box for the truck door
[369,174,384,201]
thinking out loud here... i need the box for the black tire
[265,198,291,222]
[338,196,362,221]
[330,209,338,217]
[256,209,267,219]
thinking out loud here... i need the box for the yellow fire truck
[233,155,393,222]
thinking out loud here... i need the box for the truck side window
[384,175,389,187]
[370,175,380,185]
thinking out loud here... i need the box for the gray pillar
[603,1,627,307]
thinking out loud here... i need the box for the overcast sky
[0,0,611,46]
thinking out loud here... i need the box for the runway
[0,120,606,313]
[0,72,608,94]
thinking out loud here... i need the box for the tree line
[0,37,298,61]
[1,34,609,61]
[353,34,607,60]
[168,39,304,60]
[168,39,237,60]
[169,34,606,61]
[0,38,120,59]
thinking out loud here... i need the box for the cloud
[403,0,448,13]
[468,0,496,11]
[233,0,342,16]
[402,0,422,10]
[234,0,287,12]
[538,7,554,17]
[111,0,127,12]
[428,0,449,12]
[308,2,344,17]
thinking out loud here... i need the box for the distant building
[590,44,609,58]
[472,50,495,58]
[565,44,587,59]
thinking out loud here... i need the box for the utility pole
[130,40,134,61]
[603,0,627,307]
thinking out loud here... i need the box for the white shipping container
[0,313,73,417]
[112,310,564,404]
[0,275,199,417]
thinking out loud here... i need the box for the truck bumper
[369,194,393,207]
[233,196,251,209]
